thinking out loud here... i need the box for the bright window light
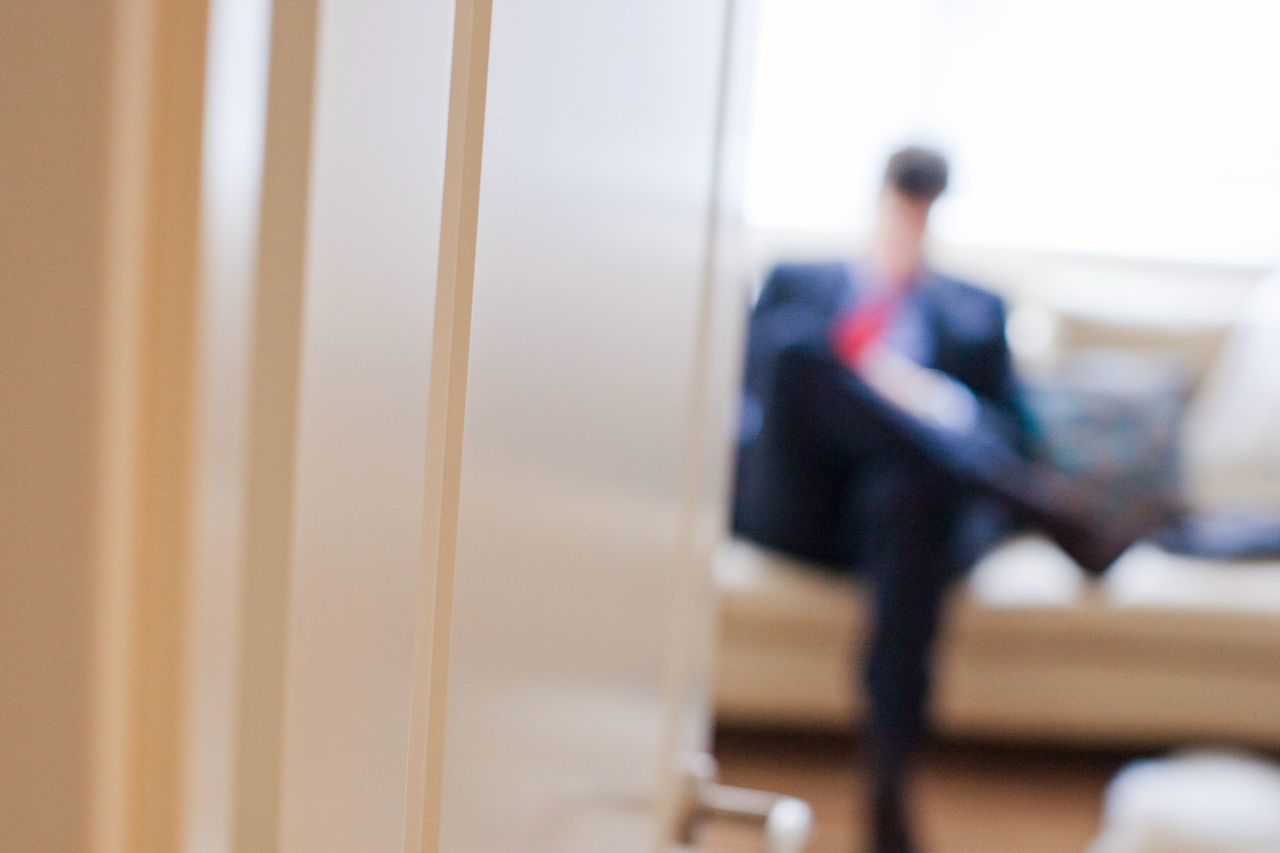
[744,0,1280,265]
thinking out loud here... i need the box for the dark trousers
[734,344,1018,790]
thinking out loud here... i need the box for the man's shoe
[1051,501,1171,575]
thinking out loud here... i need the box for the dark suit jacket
[732,261,1032,566]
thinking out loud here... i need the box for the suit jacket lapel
[914,271,952,371]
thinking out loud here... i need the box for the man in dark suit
[731,148,1138,852]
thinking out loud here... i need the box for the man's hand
[857,346,980,434]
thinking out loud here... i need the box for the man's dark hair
[884,146,949,201]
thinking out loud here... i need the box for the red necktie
[831,295,897,369]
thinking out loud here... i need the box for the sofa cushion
[1024,348,1187,513]
[1183,272,1280,510]
[1090,751,1280,853]
[715,536,1280,744]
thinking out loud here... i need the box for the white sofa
[712,273,1280,748]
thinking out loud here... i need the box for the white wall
[438,2,732,850]
[277,1,455,851]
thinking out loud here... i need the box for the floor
[696,728,1136,853]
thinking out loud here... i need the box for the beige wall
[0,4,113,850]
[2,4,749,851]
[1,2,210,850]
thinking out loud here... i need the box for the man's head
[884,146,949,202]
[874,146,949,287]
